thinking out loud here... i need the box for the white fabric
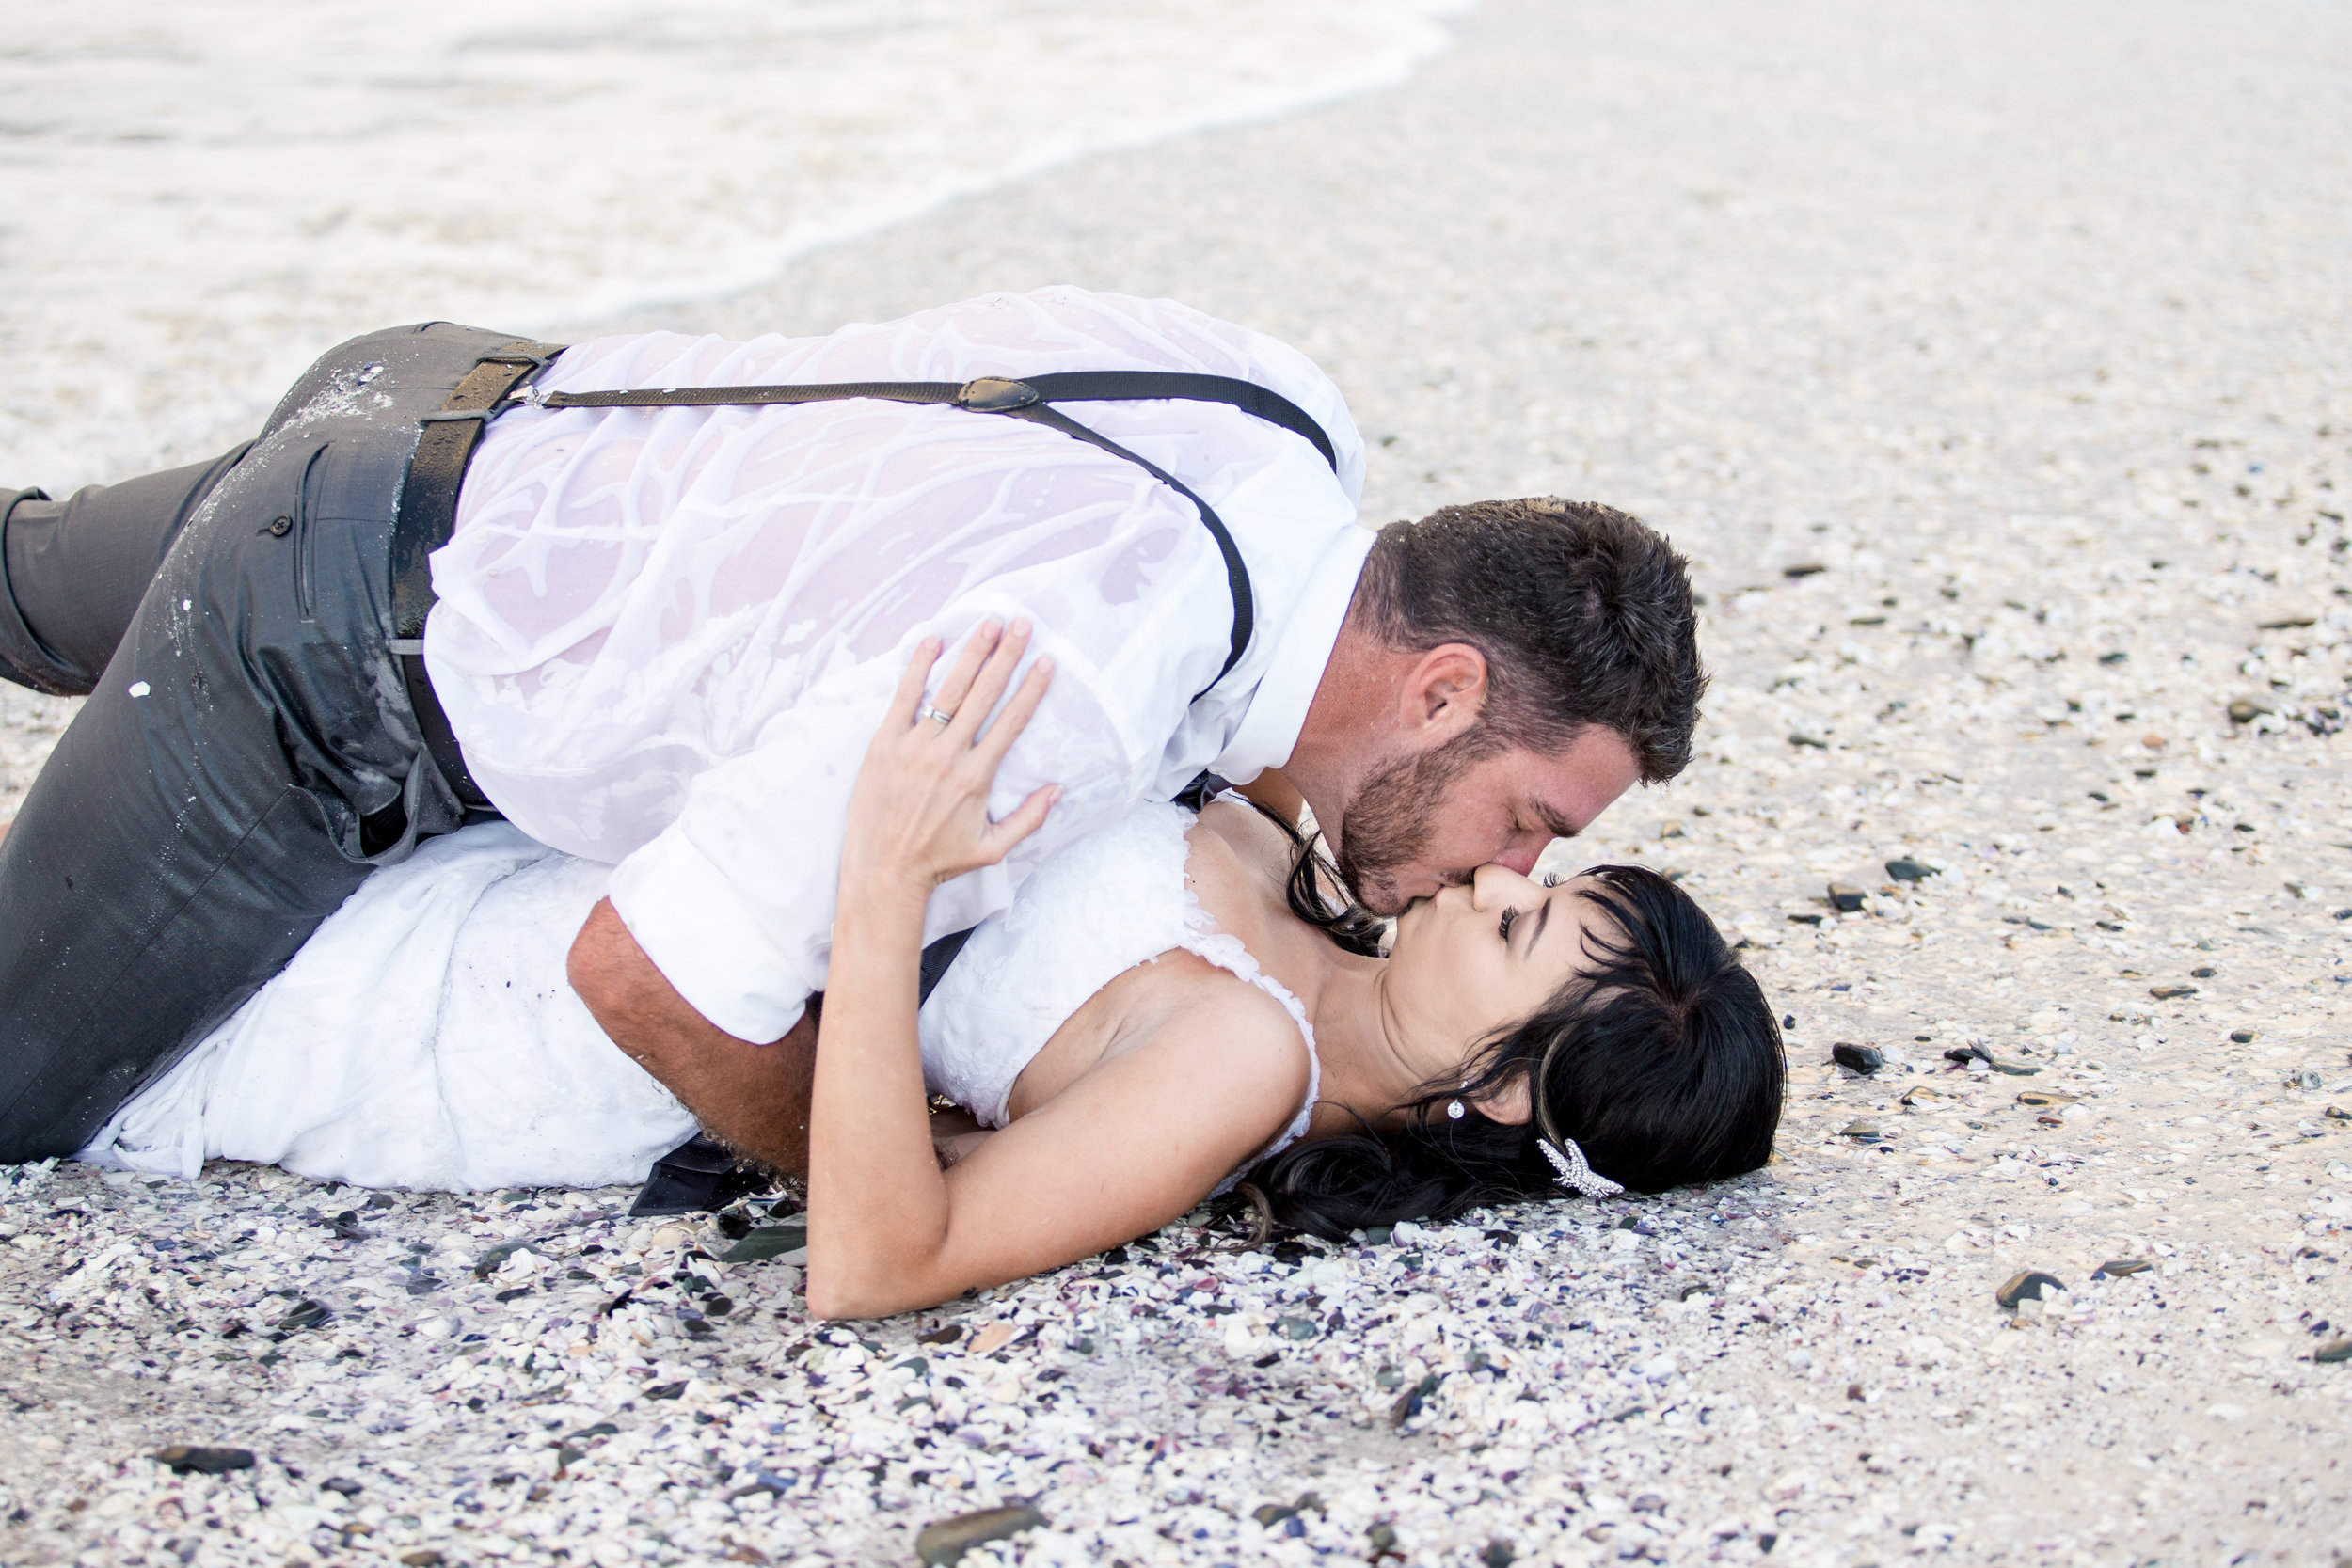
[78,806,1318,1196]
[425,286,1370,1043]
[76,823,696,1192]
[919,799,1320,1189]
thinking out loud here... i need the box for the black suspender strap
[389,342,565,812]
[531,371,1341,699]
[394,358,1341,813]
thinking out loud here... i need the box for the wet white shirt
[424,287,1369,1043]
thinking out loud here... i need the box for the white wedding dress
[77,803,1318,1192]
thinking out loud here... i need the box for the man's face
[1332,724,1643,916]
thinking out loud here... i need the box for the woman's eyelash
[1498,907,1518,942]
[1540,872,1561,888]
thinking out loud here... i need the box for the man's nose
[1492,842,1542,878]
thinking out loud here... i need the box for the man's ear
[1400,642,1488,741]
[1473,1070,1533,1126]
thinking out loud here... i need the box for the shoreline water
[0,0,1467,490]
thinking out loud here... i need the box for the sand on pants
[3,1,2350,1562]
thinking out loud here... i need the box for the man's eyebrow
[1530,803,1581,839]
[1521,895,1554,961]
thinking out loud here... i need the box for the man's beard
[1332,729,1494,916]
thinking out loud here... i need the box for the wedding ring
[922,705,957,725]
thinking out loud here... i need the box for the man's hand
[567,897,818,1174]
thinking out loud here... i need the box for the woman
[85,624,1781,1317]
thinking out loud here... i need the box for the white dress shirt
[425,287,1369,1042]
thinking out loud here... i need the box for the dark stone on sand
[1827,882,1867,912]
[2232,1030,2257,1043]
[2150,984,2198,1000]
[1832,1043,1883,1074]
[1885,856,1934,881]
[154,1445,255,1475]
[471,1240,536,1279]
[2227,697,2274,724]
[277,1299,331,1333]
[1783,562,1827,578]
[1946,1044,1994,1067]
[917,1323,964,1346]
[1784,1014,1798,1029]
[1996,1271,2066,1308]
[644,1381,687,1401]
[1989,1059,2042,1076]
[713,1211,753,1240]
[405,1273,442,1297]
[363,1193,395,1210]
[719,1224,806,1263]
[322,1477,363,1497]
[2314,1339,2352,1364]
[916,1505,1049,1565]
[2016,1089,2078,1107]
[1484,1541,1518,1568]
[398,1553,445,1568]
[1390,1371,1444,1427]
[2191,967,2217,979]
[2094,1259,2152,1278]
[1789,733,1829,750]
[1839,1120,1882,1141]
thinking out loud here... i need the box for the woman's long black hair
[1229,800,1785,1238]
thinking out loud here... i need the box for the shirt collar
[1212,523,1375,783]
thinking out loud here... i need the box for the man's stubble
[1331,728,1496,917]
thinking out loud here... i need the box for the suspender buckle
[957,376,1041,412]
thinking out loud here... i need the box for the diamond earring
[1446,1099,1466,1120]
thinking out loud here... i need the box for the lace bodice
[918,800,1320,1188]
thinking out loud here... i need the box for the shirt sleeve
[604,631,1161,1044]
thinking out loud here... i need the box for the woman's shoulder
[1124,948,1312,1102]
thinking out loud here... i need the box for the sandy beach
[4,0,2350,1562]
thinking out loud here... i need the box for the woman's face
[1381,863,1613,1118]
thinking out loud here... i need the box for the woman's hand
[839,619,1059,898]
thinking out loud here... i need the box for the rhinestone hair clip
[1538,1135,1625,1199]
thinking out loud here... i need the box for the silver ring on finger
[922,705,957,726]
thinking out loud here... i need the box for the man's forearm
[567,897,818,1174]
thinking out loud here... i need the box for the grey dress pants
[0,322,520,1162]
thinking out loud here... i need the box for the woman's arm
[805,620,1056,1316]
[803,622,1307,1319]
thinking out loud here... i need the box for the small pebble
[1885,856,1933,881]
[915,1505,1049,1566]
[1827,881,1866,913]
[1996,1271,2068,1308]
[1831,1042,1883,1074]
[2096,1259,2153,1278]
[2314,1340,2352,1365]
[153,1445,255,1476]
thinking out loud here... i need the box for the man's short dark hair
[1352,497,1705,782]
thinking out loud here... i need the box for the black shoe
[629,1132,769,1216]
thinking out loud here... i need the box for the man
[0,287,1702,1170]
